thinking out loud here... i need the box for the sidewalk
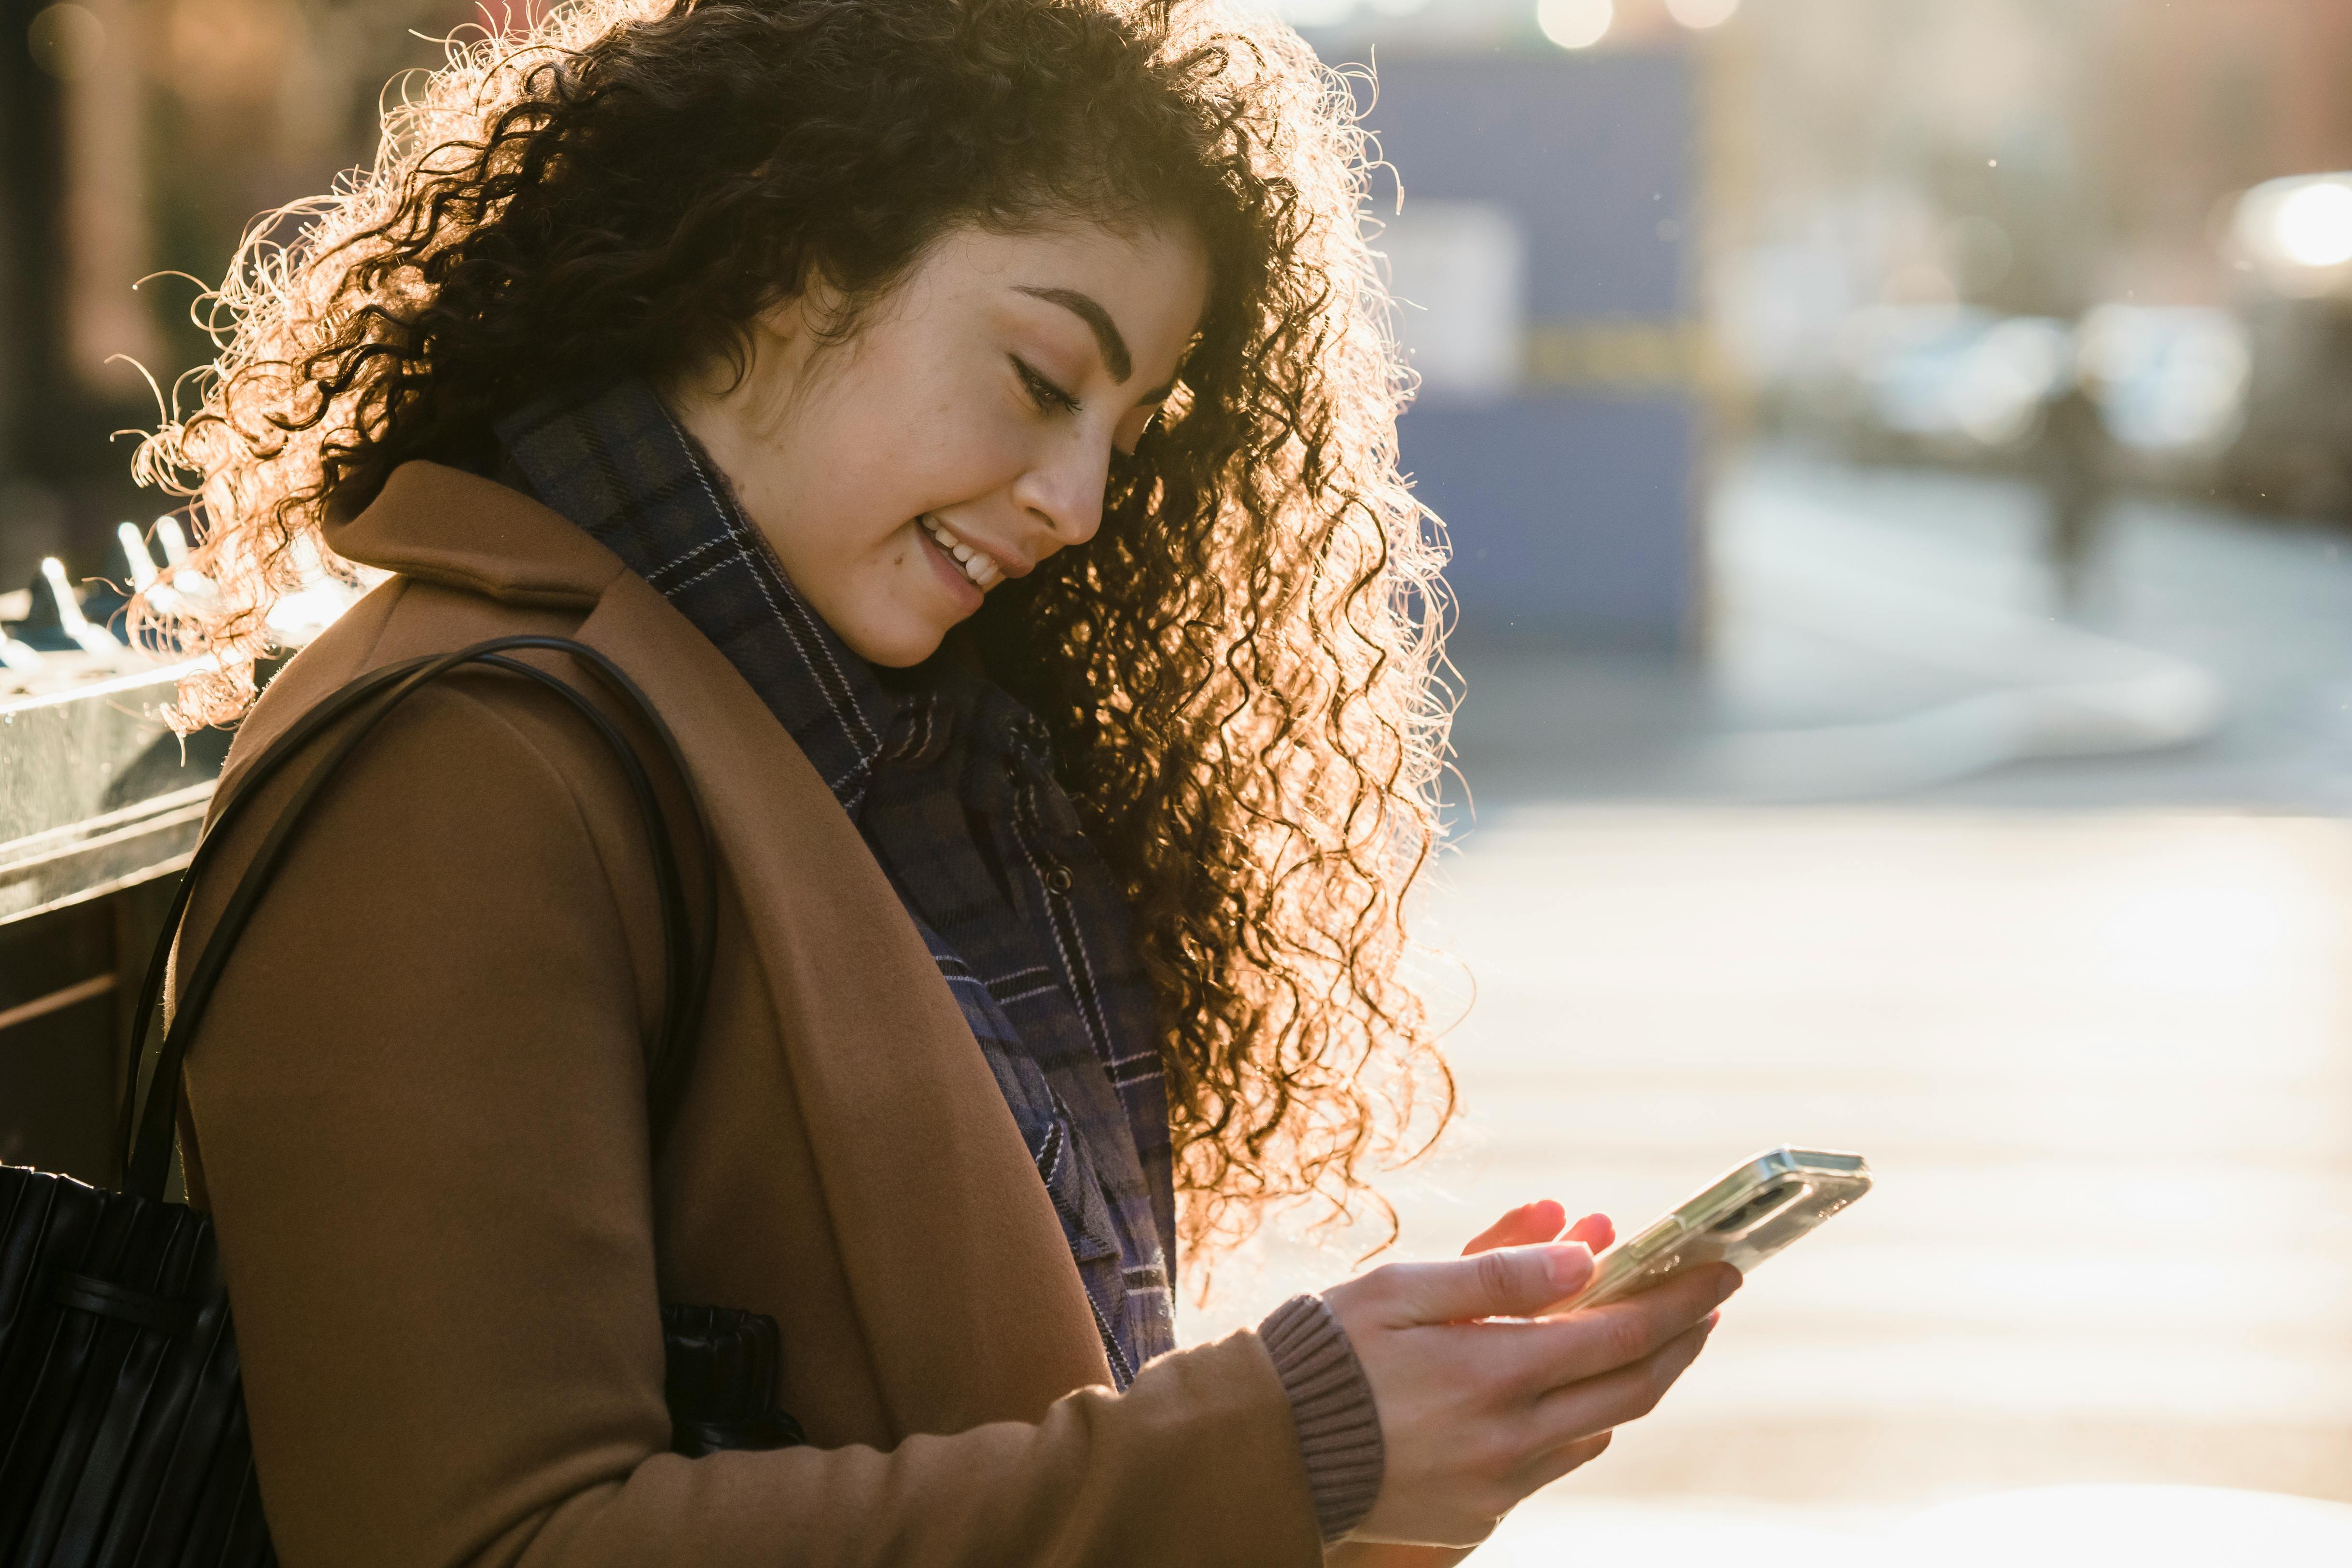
[1410,806,2352,1506]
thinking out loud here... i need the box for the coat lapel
[326,464,1113,1433]
[574,576,1114,1428]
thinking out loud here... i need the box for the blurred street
[1454,444,2352,812]
[1195,449,2352,1560]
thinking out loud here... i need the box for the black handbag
[0,636,803,1567]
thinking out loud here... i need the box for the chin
[845,617,954,668]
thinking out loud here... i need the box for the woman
[141,2,1736,1562]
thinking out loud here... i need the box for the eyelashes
[1011,353,1159,457]
[1012,356,1081,415]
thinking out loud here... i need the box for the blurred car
[2076,305,2250,458]
[1831,305,2073,457]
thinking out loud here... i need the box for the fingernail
[1546,1242,1593,1292]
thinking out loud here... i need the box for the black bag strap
[116,636,717,1202]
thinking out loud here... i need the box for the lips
[920,515,1005,590]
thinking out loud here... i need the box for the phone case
[1558,1146,1872,1311]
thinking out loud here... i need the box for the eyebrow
[1015,285,1133,383]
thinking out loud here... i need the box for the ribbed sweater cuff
[1258,1292,1384,1542]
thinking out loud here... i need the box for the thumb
[1385,1241,1594,1325]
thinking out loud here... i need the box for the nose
[1011,431,1111,553]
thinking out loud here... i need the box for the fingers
[1499,1260,1737,1390]
[1377,1241,1596,1326]
[1525,1315,1715,1453]
[1563,1211,1614,1252]
[1461,1200,1570,1256]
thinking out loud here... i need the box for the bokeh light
[1537,0,1613,51]
[2273,180,2352,268]
[26,3,105,81]
[1664,0,1742,28]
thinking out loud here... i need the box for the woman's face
[668,219,1211,666]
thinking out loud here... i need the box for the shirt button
[1043,864,1074,895]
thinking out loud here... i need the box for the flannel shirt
[496,380,1177,1383]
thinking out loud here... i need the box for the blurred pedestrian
[2037,377,2111,610]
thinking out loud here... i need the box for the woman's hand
[1321,1200,1739,1549]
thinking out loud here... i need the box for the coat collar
[327,460,626,609]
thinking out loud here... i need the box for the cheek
[883,372,1032,492]
[910,410,1021,483]
[785,352,1029,570]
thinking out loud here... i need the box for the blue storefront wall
[1403,395,1696,643]
[1357,47,1702,648]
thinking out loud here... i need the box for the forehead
[914,219,1210,369]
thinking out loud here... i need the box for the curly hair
[134,0,1456,1263]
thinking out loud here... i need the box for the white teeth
[922,516,1002,589]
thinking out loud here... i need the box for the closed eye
[1012,356,1081,415]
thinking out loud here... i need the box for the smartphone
[1555,1146,1872,1312]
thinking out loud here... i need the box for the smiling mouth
[921,515,1004,590]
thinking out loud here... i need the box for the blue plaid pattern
[496,381,1176,1382]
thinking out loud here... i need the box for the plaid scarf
[496,380,1176,1383]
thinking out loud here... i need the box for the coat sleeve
[177,672,1325,1568]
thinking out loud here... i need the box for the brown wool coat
[172,462,1328,1568]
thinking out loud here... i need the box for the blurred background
[6,0,2352,1561]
